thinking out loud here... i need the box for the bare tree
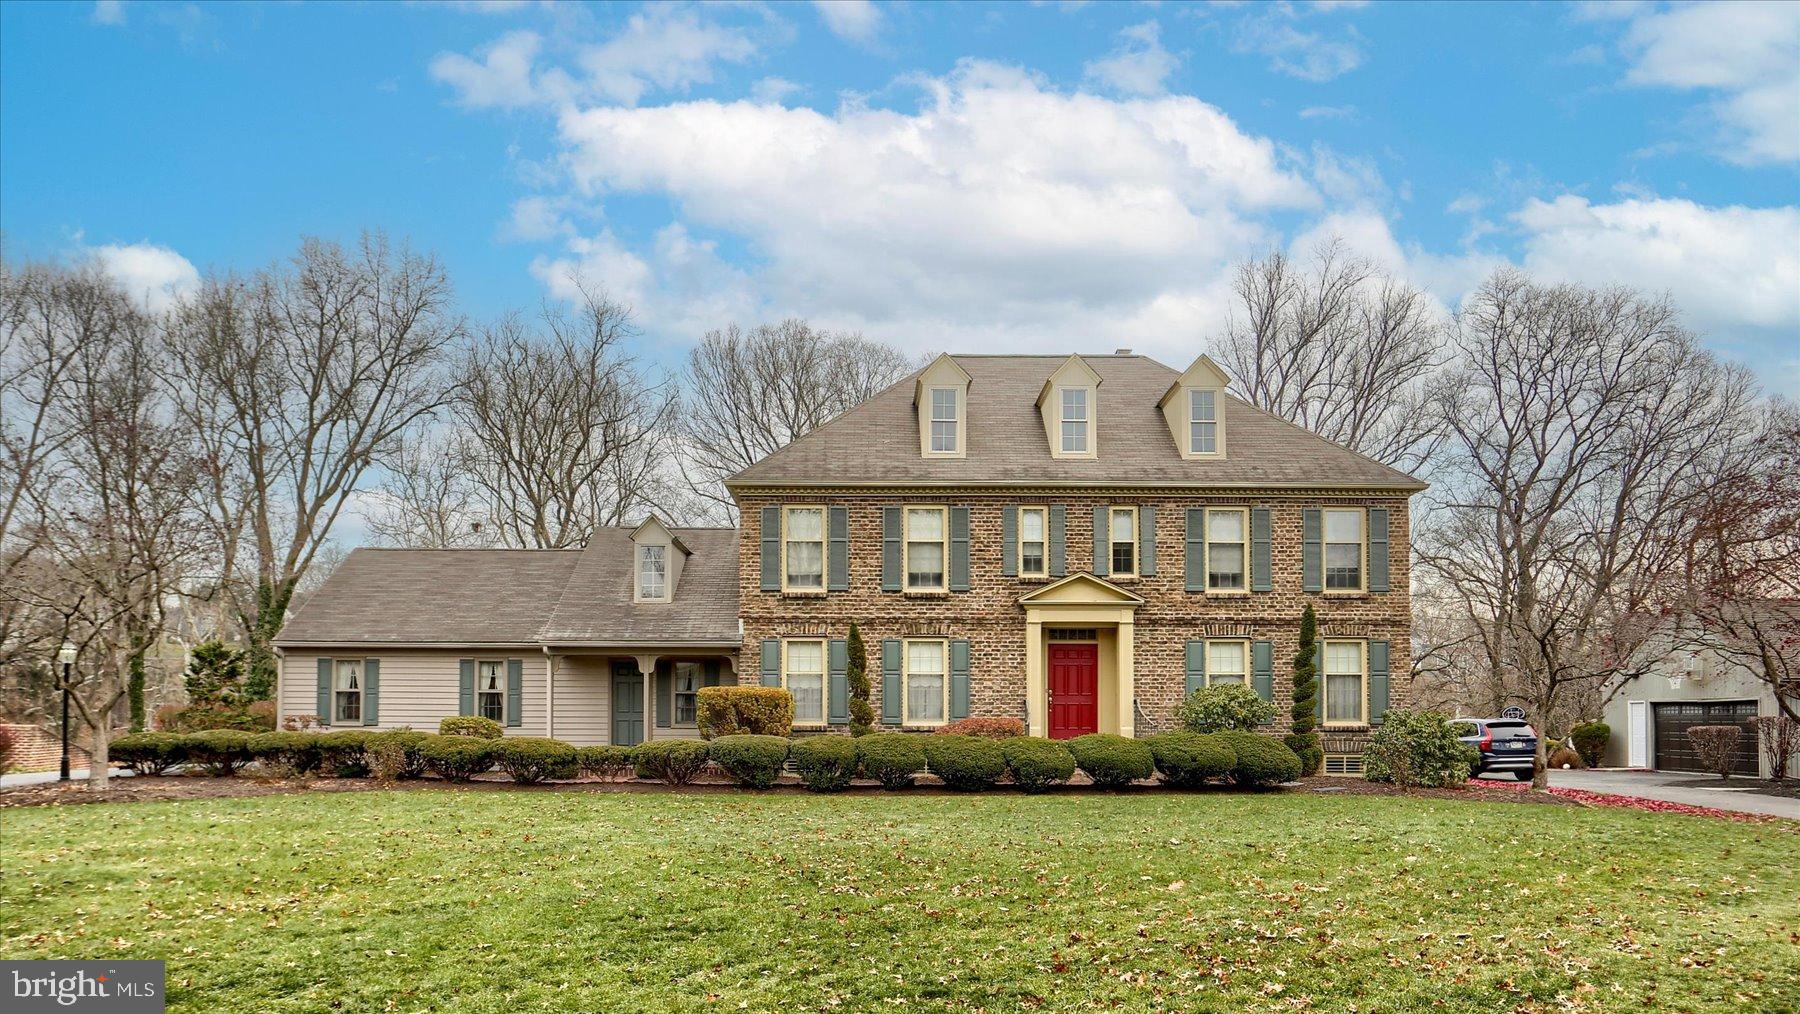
[360,432,486,549]
[678,319,916,522]
[1213,239,1445,471]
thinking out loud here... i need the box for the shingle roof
[727,354,1426,491]
[540,527,741,646]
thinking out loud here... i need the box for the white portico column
[1117,614,1135,739]
[1025,614,1045,738]
[634,654,660,741]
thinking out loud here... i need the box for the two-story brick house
[275,351,1423,769]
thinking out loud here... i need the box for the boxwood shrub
[111,732,187,775]
[1175,683,1277,733]
[855,732,927,789]
[708,735,790,789]
[494,737,578,784]
[439,716,504,740]
[936,717,1027,739]
[790,735,857,792]
[1144,731,1236,788]
[184,730,254,776]
[696,686,794,738]
[317,730,373,777]
[1000,737,1075,792]
[577,745,637,780]
[633,740,711,785]
[246,731,324,776]
[1066,733,1154,789]
[366,729,432,780]
[1216,731,1303,788]
[923,734,1005,791]
[420,735,496,782]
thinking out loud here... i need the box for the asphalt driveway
[1476,768,1800,818]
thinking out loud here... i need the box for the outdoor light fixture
[57,642,76,782]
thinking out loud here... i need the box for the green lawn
[3,789,1794,1013]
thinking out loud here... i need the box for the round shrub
[421,735,496,782]
[633,740,711,785]
[495,737,578,784]
[937,717,1027,739]
[246,731,323,776]
[577,745,636,781]
[317,730,373,777]
[1175,683,1277,733]
[1217,731,1304,788]
[708,735,790,789]
[439,716,504,740]
[366,729,431,780]
[1066,733,1154,789]
[1144,731,1236,788]
[855,732,927,789]
[923,734,1005,791]
[184,730,253,776]
[1570,721,1610,768]
[790,735,858,792]
[1000,737,1075,792]
[1361,710,1479,788]
[112,732,187,775]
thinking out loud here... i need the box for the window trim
[1108,505,1138,579]
[1188,388,1220,457]
[780,504,828,594]
[332,657,364,726]
[782,638,828,728]
[1321,638,1369,728]
[635,543,669,602]
[902,637,949,727]
[925,386,963,457]
[474,658,507,724]
[671,661,703,729]
[1323,507,1368,595]
[902,504,949,593]
[1203,638,1251,688]
[1055,385,1096,458]
[1204,506,1250,595]
[1017,505,1048,579]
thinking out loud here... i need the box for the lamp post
[57,642,76,782]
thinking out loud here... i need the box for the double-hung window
[1109,507,1136,577]
[333,659,363,724]
[476,660,505,722]
[905,639,947,725]
[1189,389,1217,454]
[637,544,667,601]
[783,506,825,591]
[784,640,826,726]
[1324,509,1365,591]
[1206,508,1247,591]
[1206,640,1248,686]
[1323,640,1367,726]
[905,506,947,591]
[929,388,959,453]
[1060,388,1088,454]
[673,662,701,726]
[1018,506,1047,578]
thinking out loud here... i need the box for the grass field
[3,788,1795,1012]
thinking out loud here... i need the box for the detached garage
[1651,700,1758,776]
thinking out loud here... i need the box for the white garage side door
[1628,701,1648,768]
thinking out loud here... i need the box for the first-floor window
[1324,640,1366,725]
[905,639,946,725]
[477,661,505,722]
[673,662,701,726]
[1019,506,1047,577]
[1206,640,1248,686]
[1109,507,1136,576]
[785,640,825,725]
[333,659,363,723]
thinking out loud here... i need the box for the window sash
[929,389,958,453]
[1060,388,1088,452]
[476,661,505,722]
[905,507,947,590]
[1324,509,1364,591]
[1018,507,1047,576]
[1189,389,1217,454]
[1206,508,1248,591]
[784,640,826,725]
[1323,640,1366,724]
[904,639,946,725]
[673,664,701,726]
[1110,507,1136,576]
[333,660,362,723]
[1206,640,1248,685]
[783,507,826,590]
[638,545,666,599]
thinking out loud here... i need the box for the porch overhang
[1020,573,1142,739]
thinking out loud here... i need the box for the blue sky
[3,0,1796,393]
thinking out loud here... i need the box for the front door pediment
[1018,572,1145,607]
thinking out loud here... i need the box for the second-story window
[905,506,947,591]
[637,544,666,600]
[1109,507,1136,577]
[1324,508,1364,591]
[1189,389,1217,454]
[1019,506,1047,577]
[1060,388,1088,453]
[929,388,959,453]
[783,506,825,591]
[1206,508,1247,591]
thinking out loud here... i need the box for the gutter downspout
[542,646,555,740]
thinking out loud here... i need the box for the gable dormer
[914,353,972,458]
[1157,354,1229,460]
[630,514,690,603]
[1036,354,1101,460]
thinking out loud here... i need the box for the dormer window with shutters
[1159,354,1230,460]
[1037,355,1101,460]
[629,514,689,603]
[915,353,972,458]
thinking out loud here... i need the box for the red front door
[1048,643,1099,740]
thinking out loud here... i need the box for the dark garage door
[1653,701,1758,776]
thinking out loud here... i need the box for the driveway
[0,768,134,789]
[1478,769,1799,819]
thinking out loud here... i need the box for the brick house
[276,352,1423,767]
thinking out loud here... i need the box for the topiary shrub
[709,734,791,789]
[246,731,323,777]
[1361,710,1477,788]
[112,732,187,776]
[936,717,1027,739]
[855,732,927,789]
[184,730,253,776]
[1000,737,1075,792]
[439,716,504,740]
[577,745,637,781]
[633,740,711,785]
[1066,733,1154,789]
[846,622,876,736]
[1217,731,1303,789]
[317,730,373,777]
[1175,683,1277,733]
[1288,603,1322,775]
[1284,737,1323,779]
[494,737,578,784]
[421,735,496,782]
[1570,721,1610,768]
[1144,731,1236,788]
[923,734,1005,791]
[366,729,431,781]
[790,735,858,792]
[696,687,794,739]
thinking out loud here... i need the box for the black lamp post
[57,642,76,781]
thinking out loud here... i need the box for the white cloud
[502,195,570,241]
[430,30,544,109]
[751,76,802,104]
[88,242,200,313]
[1083,20,1179,97]
[91,1,124,26]
[1233,4,1364,82]
[812,1,882,46]
[1298,104,1356,120]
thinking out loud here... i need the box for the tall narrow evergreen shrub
[846,621,875,734]
[1286,603,1322,775]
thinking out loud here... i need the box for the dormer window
[929,388,959,453]
[1189,389,1217,454]
[1160,354,1230,460]
[637,544,667,601]
[629,513,689,603]
[1060,388,1088,454]
[915,354,972,459]
[1038,355,1102,459]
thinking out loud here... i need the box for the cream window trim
[671,661,702,728]
[903,505,949,592]
[782,638,828,728]
[902,637,949,727]
[1108,506,1138,578]
[1323,508,1367,595]
[1321,639,1368,728]
[1187,388,1222,458]
[475,659,507,724]
[1204,639,1250,687]
[924,386,964,458]
[332,658,364,726]
[780,505,828,594]
[635,543,669,602]
[1204,507,1250,594]
[1054,386,1097,459]
[1018,505,1048,578]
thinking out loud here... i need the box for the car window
[1487,721,1531,737]
[1450,722,1479,737]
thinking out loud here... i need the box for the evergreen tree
[184,641,247,706]
[846,622,875,734]
[1285,603,1323,775]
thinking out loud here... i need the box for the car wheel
[1512,770,1532,782]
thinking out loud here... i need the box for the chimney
[1113,347,1133,356]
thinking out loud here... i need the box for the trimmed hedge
[366,729,431,780]
[855,732,927,789]
[495,737,578,784]
[439,716,504,740]
[1216,732,1303,788]
[936,717,1027,739]
[1175,683,1277,733]
[577,745,636,780]
[633,741,711,785]
[790,735,857,792]
[1001,737,1075,792]
[112,732,186,775]
[923,734,1005,791]
[696,687,794,739]
[185,730,254,776]
[318,730,373,777]
[420,735,496,782]
[1066,733,1154,789]
[246,731,324,776]
[708,735,790,789]
[1144,731,1235,788]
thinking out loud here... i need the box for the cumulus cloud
[431,30,544,109]
[1083,20,1179,97]
[88,242,201,313]
[1233,4,1365,82]
[812,1,882,46]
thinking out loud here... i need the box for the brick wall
[734,490,1413,748]
[1,722,92,773]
